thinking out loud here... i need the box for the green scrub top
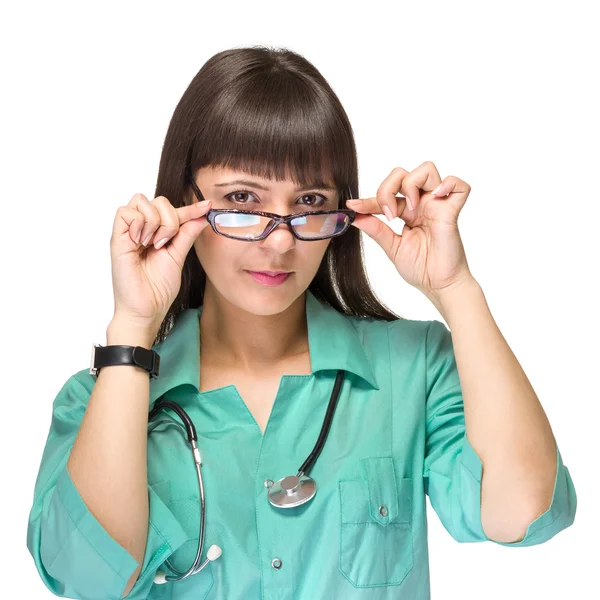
[27,289,577,600]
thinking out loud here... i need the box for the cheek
[194,228,241,270]
[193,232,331,277]
[314,239,332,259]
[297,240,331,270]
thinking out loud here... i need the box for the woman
[26,46,576,600]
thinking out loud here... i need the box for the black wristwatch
[90,344,160,379]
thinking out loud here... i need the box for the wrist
[106,319,158,348]
[426,275,481,320]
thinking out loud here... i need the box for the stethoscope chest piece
[267,473,316,508]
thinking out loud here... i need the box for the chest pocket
[338,457,413,587]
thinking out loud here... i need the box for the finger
[112,205,146,246]
[376,167,412,218]
[430,176,471,213]
[140,195,180,249]
[175,199,213,225]
[346,196,382,214]
[346,195,410,220]
[150,198,212,250]
[127,193,163,247]
[395,161,443,213]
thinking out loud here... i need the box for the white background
[2,1,597,598]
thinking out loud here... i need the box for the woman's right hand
[110,193,212,331]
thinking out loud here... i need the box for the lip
[246,270,293,286]
[250,270,291,275]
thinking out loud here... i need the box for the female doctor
[27,45,576,600]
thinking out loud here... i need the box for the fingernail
[432,183,443,196]
[199,200,211,206]
[154,237,168,250]
[142,233,153,247]
[383,205,394,221]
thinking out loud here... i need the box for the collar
[148,289,380,406]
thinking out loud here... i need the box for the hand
[346,161,475,300]
[110,193,212,330]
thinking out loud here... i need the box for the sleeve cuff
[56,466,138,580]
[50,464,189,598]
[459,435,577,547]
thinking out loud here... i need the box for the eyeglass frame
[187,174,357,242]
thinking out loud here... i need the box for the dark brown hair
[152,44,403,345]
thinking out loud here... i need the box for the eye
[225,191,256,205]
[224,190,330,209]
[297,193,329,208]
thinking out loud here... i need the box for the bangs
[187,69,355,201]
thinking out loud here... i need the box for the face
[190,165,339,316]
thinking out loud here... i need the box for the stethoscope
[149,369,346,584]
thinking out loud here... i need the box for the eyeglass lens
[213,212,350,240]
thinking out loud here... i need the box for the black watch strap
[90,344,160,379]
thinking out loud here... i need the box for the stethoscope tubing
[148,401,208,582]
[148,369,345,582]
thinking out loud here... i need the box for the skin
[188,165,339,372]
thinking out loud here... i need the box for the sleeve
[422,319,577,546]
[26,370,190,599]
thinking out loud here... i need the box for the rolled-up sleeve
[27,370,189,599]
[422,319,577,546]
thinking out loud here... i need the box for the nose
[259,220,297,252]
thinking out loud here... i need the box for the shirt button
[379,505,388,517]
[264,479,274,488]
[271,558,282,570]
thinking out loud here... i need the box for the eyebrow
[213,179,337,193]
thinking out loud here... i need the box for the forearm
[427,277,557,543]
[67,319,156,597]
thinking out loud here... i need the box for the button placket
[256,407,289,590]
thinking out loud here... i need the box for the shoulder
[342,313,444,365]
[344,313,439,350]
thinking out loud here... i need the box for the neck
[199,284,309,371]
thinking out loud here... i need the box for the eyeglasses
[187,176,356,242]
[206,208,356,242]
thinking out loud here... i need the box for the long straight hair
[152,45,403,345]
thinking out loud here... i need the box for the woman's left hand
[346,161,474,300]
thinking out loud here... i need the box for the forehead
[201,165,337,192]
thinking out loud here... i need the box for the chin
[239,278,303,315]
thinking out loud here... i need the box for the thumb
[351,213,398,262]
[167,215,211,266]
